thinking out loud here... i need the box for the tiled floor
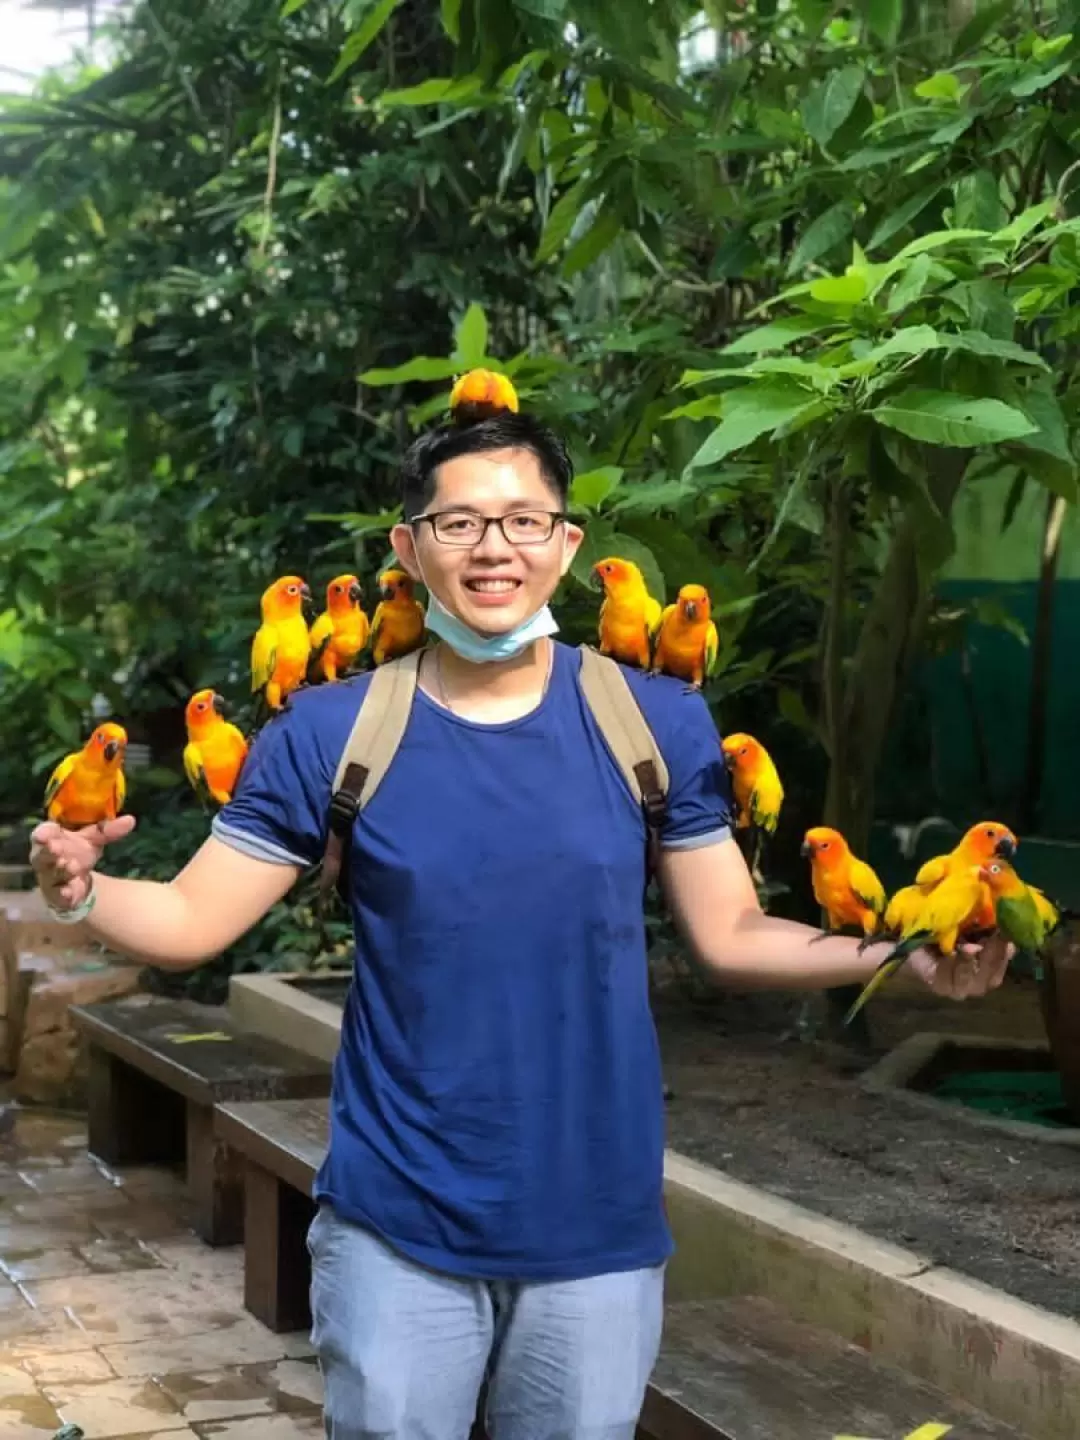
[0,1106,323,1438]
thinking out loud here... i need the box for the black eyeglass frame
[408,509,568,546]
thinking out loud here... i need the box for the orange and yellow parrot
[370,569,425,667]
[651,584,719,688]
[44,722,127,828]
[449,368,519,424]
[309,574,370,683]
[251,575,313,714]
[182,689,249,808]
[593,557,663,670]
[915,820,1017,893]
[721,732,783,880]
[847,863,988,1023]
[801,826,887,939]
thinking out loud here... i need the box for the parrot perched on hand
[309,574,369,683]
[449,368,519,424]
[721,732,783,880]
[651,584,719,688]
[44,722,128,828]
[846,863,989,1024]
[801,826,887,939]
[370,569,425,667]
[915,820,1017,892]
[182,690,249,808]
[593,557,663,670]
[980,858,1060,969]
[251,575,313,716]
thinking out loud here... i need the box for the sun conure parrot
[449,368,519,424]
[651,584,719,688]
[593,557,663,670]
[846,863,988,1024]
[915,820,1017,892]
[721,732,783,881]
[370,569,426,667]
[862,876,991,954]
[182,690,249,808]
[309,574,369,683]
[801,826,887,939]
[251,575,313,716]
[44,722,128,828]
[979,858,1060,976]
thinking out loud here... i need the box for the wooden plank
[86,1048,185,1167]
[243,1159,315,1333]
[647,1297,1030,1440]
[72,997,329,1106]
[215,1096,329,1195]
[186,1100,245,1247]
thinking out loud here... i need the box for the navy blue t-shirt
[213,642,732,1280]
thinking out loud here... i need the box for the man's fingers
[77,815,137,846]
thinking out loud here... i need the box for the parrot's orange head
[961,820,1018,863]
[720,732,763,774]
[327,574,363,612]
[978,858,1024,898]
[185,689,225,732]
[378,568,414,603]
[449,369,519,425]
[677,583,710,623]
[262,575,312,621]
[88,722,127,767]
[800,826,850,869]
[592,556,645,594]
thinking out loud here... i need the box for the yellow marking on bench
[164,1031,233,1044]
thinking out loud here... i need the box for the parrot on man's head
[251,575,313,717]
[370,569,425,667]
[44,722,128,828]
[593,557,663,671]
[651,584,719,689]
[449,368,519,425]
[309,574,369,683]
[183,689,249,808]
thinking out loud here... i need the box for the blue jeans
[308,1204,665,1440]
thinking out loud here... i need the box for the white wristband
[45,874,97,925]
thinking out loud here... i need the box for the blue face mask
[423,589,559,664]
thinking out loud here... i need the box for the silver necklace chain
[434,641,553,715]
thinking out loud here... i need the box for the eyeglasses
[409,509,566,547]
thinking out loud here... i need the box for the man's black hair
[400,413,574,519]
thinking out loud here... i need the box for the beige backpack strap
[319,650,422,905]
[578,646,670,867]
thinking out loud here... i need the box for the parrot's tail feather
[845,935,927,1025]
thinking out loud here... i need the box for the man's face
[392,447,583,636]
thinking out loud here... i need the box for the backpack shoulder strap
[319,649,422,904]
[577,646,670,864]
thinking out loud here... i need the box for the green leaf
[787,203,853,274]
[809,270,868,305]
[440,0,463,39]
[721,314,831,356]
[992,200,1057,250]
[872,390,1038,447]
[867,185,942,252]
[453,303,488,368]
[895,227,989,259]
[536,178,588,263]
[864,0,902,44]
[914,71,964,103]
[562,201,622,277]
[1032,33,1072,62]
[885,252,936,313]
[685,384,820,472]
[327,0,402,83]
[283,424,304,458]
[280,0,310,14]
[1012,62,1070,97]
[801,67,865,149]
[516,0,568,14]
[569,518,666,603]
[945,331,1048,369]
[570,466,623,510]
[953,0,1013,56]
[953,170,1006,230]
[662,396,727,422]
[379,76,481,106]
[359,356,460,385]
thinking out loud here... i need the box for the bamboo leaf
[327,0,402,83]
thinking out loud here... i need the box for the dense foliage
[2,0,1078,989]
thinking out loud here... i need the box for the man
[30,401,1009,1440]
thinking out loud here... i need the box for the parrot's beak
[103,741,122,763]
[684,602,698,622]
[211,693,226,716]
[380,584,394,601]
[348,583,362,604]
[800,840,814,858]
[995,835,1017,860]
[588,566,604,592]
[300,584,315,618]
[721,750,734,772]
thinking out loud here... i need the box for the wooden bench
[72,995,330,1246]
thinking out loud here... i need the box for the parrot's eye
[820,842,830,850]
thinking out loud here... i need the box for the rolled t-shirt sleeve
[212,699,331,869]
[659,689,734,851]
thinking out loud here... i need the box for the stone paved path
[0,1104,323,1438]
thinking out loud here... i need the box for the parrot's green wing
[705,621,719,676]
[996,892,1045,953]
[251,623,277,694]
[368,601,385,654]
[43,753,76,812]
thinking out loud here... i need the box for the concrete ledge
[229,972,346,1065]
[663,1149,1080,1439]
